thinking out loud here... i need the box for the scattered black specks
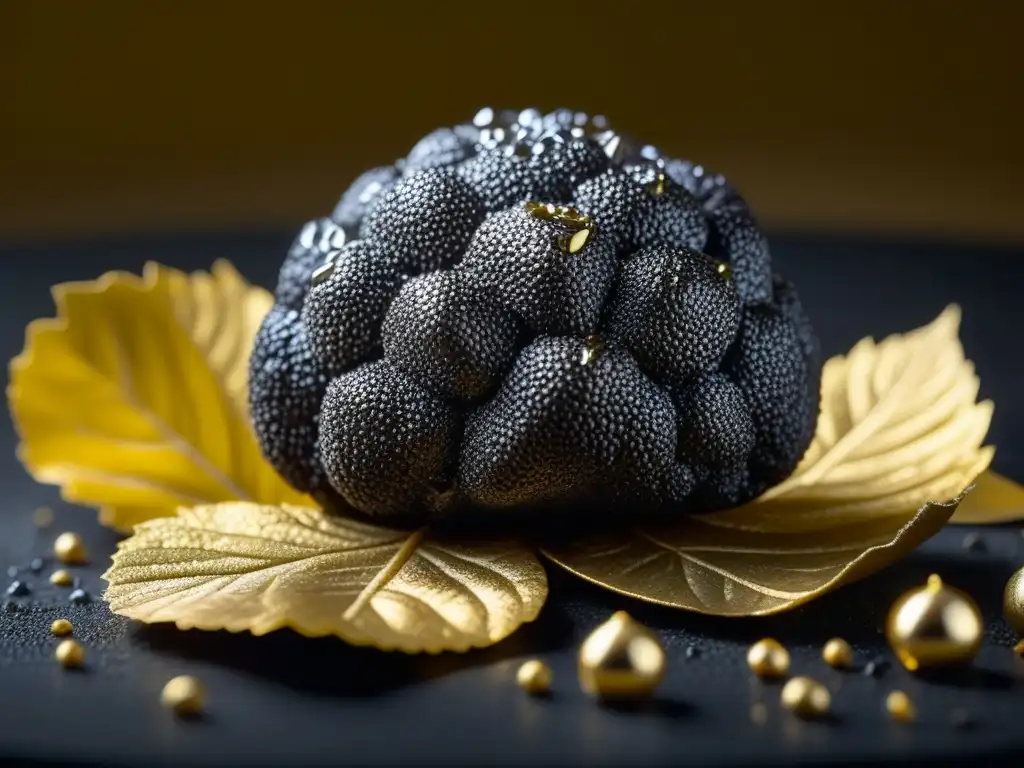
[962,532,986,553]
[29,558,44,573]
[685,646,700,659]
[951,709,977,730]
[6,581,29,597]
[69,589,91,604]
[5,566,17,579]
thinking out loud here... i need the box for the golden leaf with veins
[950,471,1024,524]
[103,502,548,653]
[543,306,990,616]
[7,261,311,532]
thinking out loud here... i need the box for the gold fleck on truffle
[886,574,983,671]
[780,676,830,718]
[885,690,916,722]
[161,675,206,716]
[556,228,591,254]
[579,335,605,366]
[1013,639,1024,655]
[747,638,790,678]
[55,639,85,668]
[50,619,73,637]
[49,569,74,587]
[645,172,667,197]
[516,659,552,695]
[578,611,665,699]
[822,637,854,669]
[1003,566,1024,635]
[53,532,87,564]
[32,506,54,528]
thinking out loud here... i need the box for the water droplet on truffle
[310,262,335,288]
[579,336,605,366]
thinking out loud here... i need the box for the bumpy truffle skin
[458,337,678,510]
[249,107,820,524]
[303,240,402,371]
[381,270,521,401]
[249,307,333,492]
[460,206,617,337]
[332,166,398,237]
[363,168,484,273]
[606,245,740,386]
[275,219,347,311]
[319,361,458,518]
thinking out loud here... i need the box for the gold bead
[1014,639,1024,655]
[747,638,790,678]
[578,611,665,699]
[55,639,85,668]
[556,228,591,254]
[780,676,830,718]
[53,532,88,564]
[1003,566,1024,635]
[161,675,206,716]
[32,506,54,528]
[50,619,73,637]
[49,569,74,587]
[886,574,983,671]
[885,690,916,722]
[516,659,552,695]
[822,637,854,669]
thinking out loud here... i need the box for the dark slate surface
[0,230,1021,767]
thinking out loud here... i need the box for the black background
[0,231,1022,767]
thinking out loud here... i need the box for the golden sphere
[577,611,665,699]
[516,659,552,695]
[53,532,88,564]
[55,639,85,668]
[161,676,206,716]
[50,619,73,637]
[1003,566,1024,635]
[885,690,916,722]
[822,637,854,669]
[49,569,74,587]
[780,676,831,718]
[747,638,790,678]
[886,574,983,671]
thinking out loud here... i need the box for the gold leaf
[542,496,961,617]
[703,305,993,534]
[543,306,990,616]
[949,470,1024,524]
[103,502,548,653]
[8,261,312,532]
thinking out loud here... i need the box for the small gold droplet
[578,611,666,699]
[822,637,854,669]
[1013,639,1024,655]
[886,573,983,671]
[516,659,552,695]
[780,676,830,718]
[161,675,206,717]
[49,569,74,587]
[885,690,916,722]
[556,228,591,254]
[1003,566,1024,635]
[32,507,54,528]
[55,639,85,669]
[53,532,87,565]
[716,261,733,280]
[747,638,790,679]
[645,172,666,197]
[579,335,605,366]
[51,619,73,637]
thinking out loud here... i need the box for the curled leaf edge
[539,489,969,618]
